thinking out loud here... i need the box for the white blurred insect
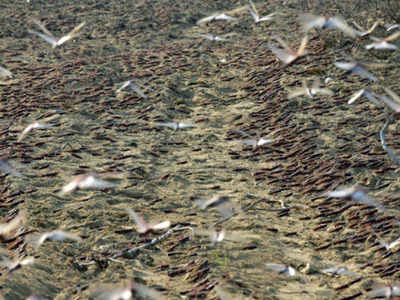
[194,227,255,245]
[324,185,385,210]
[58,173,116,195]
[209,229,226,244]
[196,13,237,26]
[268,35,308,65]
[234,130,275,150]
[0,254,34,273]
[237,137,274,149]
[348,89,380,105]
[214,285,249,300]
[155,122,195,130]
[0,157,25,178]
[378,87,400,113]
[28,18,85,48]
[26,295,49,300]
[126,208,170,234]
[0,209,26,239]
[29,230,82,249]
[385,23,400,32]
[373,233,400,250]
[194,227,226,244]
[0,66,12,78]
[321,266,359,277]
[196,195,231,210]
[199,34,228,42]
[91,280,166,300]
[334,59,377,81]
[298,14,357,38]
[352,20,381,37]
[116,80,147,98]
[368,282,400,299]
[17,122,53,142]
[247,0,275,23]
[265,263,297,276]
[366,31,400,50]
[287,78,333,99]
[196,195,240,219]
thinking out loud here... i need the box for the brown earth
[0,0,400,299]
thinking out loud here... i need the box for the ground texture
[1,0,400,299]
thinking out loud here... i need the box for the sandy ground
[0,0,400,299]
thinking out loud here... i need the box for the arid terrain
[1,0,400,299]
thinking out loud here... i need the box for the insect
[352,20,382,37]
[0,255,35,273]
[379,87,400,113]
[247,0,276,23]
[126,208,170,234]
[366,31,400,50]
[0,209,26,239]
[155,122,196,130]
[196,13,237,26]
[29,18,85,48]
[268,35,308,65]
[194,227,226,244]
[58,173,116,195]
[29,230,82,249]
[234,129,275,150]
[324,186,385,211]
[116,80,147,98]
[321,266,359,276]
[0,157,25,178]
[198,34,228,42]
[237,137,274,149]
[368,282,400,299]
[0,66,12,78]
[17,122,53,142]
[385,23,400,31]
[348,89,380,105]
[196,195,240,220]
[334,59,377,81]
[298,14,357,38]
[265,263,297,276]
[287,78,333,99]
[91,280,166,300]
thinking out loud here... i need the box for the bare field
[1,0,400,299]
